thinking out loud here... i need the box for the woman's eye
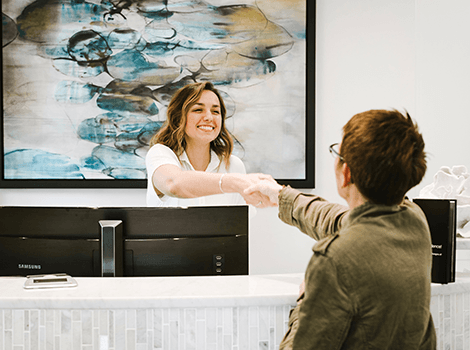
[212,110,220,115]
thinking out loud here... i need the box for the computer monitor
[0,205,248,277]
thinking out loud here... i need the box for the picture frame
[1,0,315,189]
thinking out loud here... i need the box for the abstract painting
[1,0,314,188]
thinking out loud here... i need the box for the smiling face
[184,90,222,147]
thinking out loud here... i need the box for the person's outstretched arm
[153,164,276,207]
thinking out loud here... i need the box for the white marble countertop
[0,273,304,309]
[3,272,470,310]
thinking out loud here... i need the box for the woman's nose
[202,109,213,120]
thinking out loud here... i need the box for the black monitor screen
[0,205,248,277]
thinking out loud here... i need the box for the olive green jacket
[278,186,436,350]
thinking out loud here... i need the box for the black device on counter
[413,198,457,284]
[0,205,249,277]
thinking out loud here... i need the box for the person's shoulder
[313,225,366,258]
[149,143,172,153]
[228,154,246,173]
[146,144,180,168]
[147,144,177,157]
[402,198,427,220]
[229,154,243,165]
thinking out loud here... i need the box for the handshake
[236,173,284,208]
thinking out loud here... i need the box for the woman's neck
[185,143,211,171]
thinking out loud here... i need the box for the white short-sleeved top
[146,144,247,207]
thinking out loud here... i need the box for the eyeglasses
[329,143,345,161]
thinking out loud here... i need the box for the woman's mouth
[197,125,215,131]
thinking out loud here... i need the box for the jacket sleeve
[293,254,354,350]
[278,186,349,241]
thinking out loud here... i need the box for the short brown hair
[341,109,426,205]
[149,82,233,168]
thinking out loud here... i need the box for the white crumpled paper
[418,165,470,237]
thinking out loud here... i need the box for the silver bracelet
[219,173,226,194]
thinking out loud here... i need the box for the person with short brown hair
[341,109,427,205]
[245,109,436,349]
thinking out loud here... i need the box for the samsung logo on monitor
[18,264,42,270]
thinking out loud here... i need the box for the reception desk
[431,272,470,350]
[0,273,303,350]
[0,273,469,350]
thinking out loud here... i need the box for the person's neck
[344,184,367,210]
[185,143,211,171]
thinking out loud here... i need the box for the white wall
[1,0,469,275]
[414,0,470,192]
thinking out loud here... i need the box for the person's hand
[244,176,283,205]
[239,173,277,208]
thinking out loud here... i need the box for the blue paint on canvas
[96,83,160,115]
[77,113,158,152]
[90,145,146,179]
[103,167,147,179]
[77,117,118,144]
[107,29,143,51]
[4,149,84,179]
[16,0,108,42]
[53,59,106,78]
[81,155,106,171]
[113,115,153,133]
[137,121,164,145]
[2,13,17,46]
[115,132,144,153]
[67,30,112,62]
[55,81,102,103]
[3,0,305,181]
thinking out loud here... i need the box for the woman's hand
[243,176,283,206]
[227,173,278,208]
